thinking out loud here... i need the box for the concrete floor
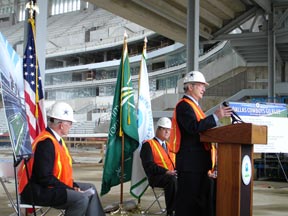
[1,147,288,216]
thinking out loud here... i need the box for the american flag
[23,18,46,142]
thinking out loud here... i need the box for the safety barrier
[64,135,107,167]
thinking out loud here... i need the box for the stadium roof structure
[88,0,288,64]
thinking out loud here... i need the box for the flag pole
[13,2,39,216]
[121,135,124,204]
[111,135,130,216]
[130,36,154,212]
[137,37,147,110]
[120,33,126,207]
[110,33,130,216]
[136,37,147,208]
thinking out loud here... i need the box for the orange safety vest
[147,139,175,171]
[18,130,73,193]
[169,98,216,170]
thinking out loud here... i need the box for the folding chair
[142,187,166,215]
[19,204,65,216]
[0,160,64,216]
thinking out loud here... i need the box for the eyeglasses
[192,83,206,90]
[59,121,72,126]
[159,127,171,131]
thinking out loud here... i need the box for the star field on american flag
[23,37,43,93]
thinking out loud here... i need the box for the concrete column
[284,62,288,82]
[36,0,48,85]
[187,0,199,72]
[268,11,276,102]
[13,0,19,24]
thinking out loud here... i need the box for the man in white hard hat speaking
[18,102,105,216]
[170,71,232,216]
[140,117,177,216]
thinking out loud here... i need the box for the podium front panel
[216,143,241,216]
[216,143,253,216]
[240,145,253,216]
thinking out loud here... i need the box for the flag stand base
[132,203,142,214]
[110,204,131,216]
[132,203,143,215]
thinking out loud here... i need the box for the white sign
[242,155,252,185]
[242,116,288,153]
[230,102,288,153]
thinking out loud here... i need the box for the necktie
[162,142,167,152]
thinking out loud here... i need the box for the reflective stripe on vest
[147,139,175,171]
[18,131,73,193]
[170,98,207,153]
[169,98,215,169]
[210,144,217,172]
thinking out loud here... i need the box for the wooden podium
[200,123,267,216]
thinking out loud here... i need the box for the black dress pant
[175,171,214,216]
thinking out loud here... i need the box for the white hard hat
[156,117,171,129]
[183,71,209,85]
[48,102,76,122]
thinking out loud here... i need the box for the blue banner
[229,102,287,117]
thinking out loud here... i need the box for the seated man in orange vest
[18,102,105,216]
[140,117,177,216]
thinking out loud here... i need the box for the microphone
[222,101,244,123]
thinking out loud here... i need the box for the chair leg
[142,187,166,215]
[57,210,65,216]
[152,188,165,211]
[21,206,64,216]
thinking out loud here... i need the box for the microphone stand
[231,114,244,124]
[222,101,244,124]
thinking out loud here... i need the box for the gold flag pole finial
[25,1,39,19]
[144,37,147,48]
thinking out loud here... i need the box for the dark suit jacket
[140,138,171,185]
[175,96,217,173]
[21,128,76,206]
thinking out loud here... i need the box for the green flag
[101,35,139,196]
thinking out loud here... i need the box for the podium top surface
[200,123,267,145]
